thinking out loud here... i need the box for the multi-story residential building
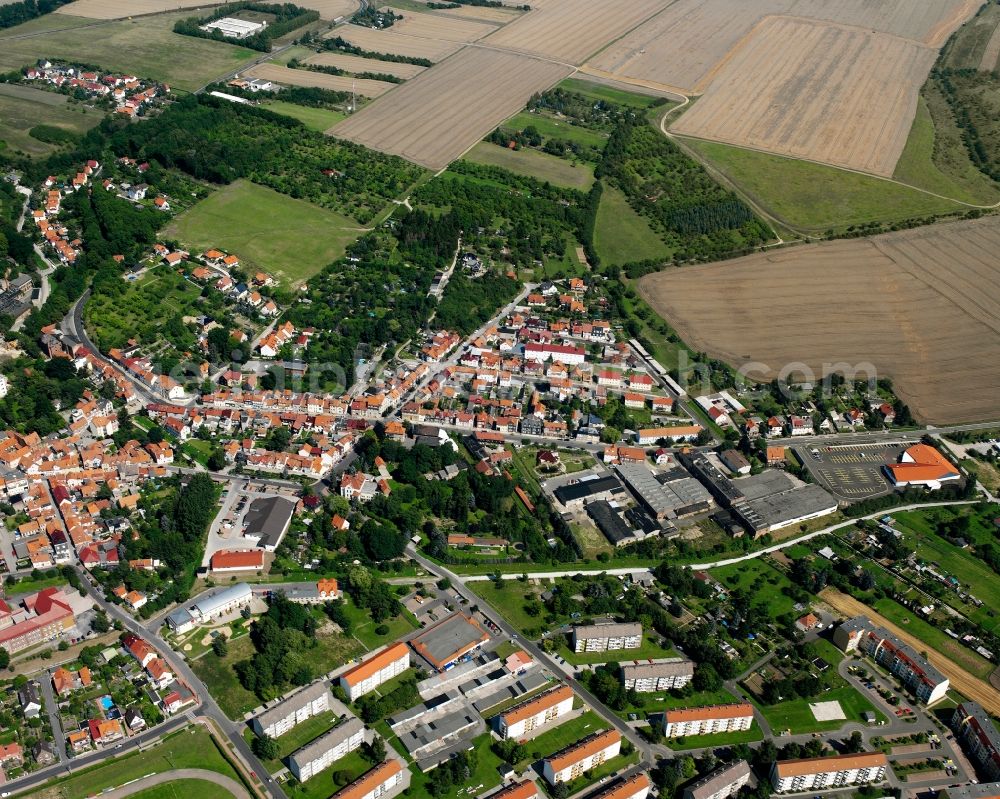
[621,658,694,692]
[252,682,333,739]
[770,753,889,793]
[952,702,1000,781]
[486,782,540,799]
[682,760,753,799]
[833,616,949,704]
[660,704,754,738]
[330,758,406,799]
[497,685,574,739]
[542,729,621,785]
[591,774,650,799]
[288,717,365,782]
[339,643,410,702]
[572,622,642,653]
[944,782,1000,799]
[0,587,75,654]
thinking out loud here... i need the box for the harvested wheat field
[981,22,1000,71]
[390,9,497,42]
[245,63,396,97]
[326,24,463,61]
[482,0,671,66]
[587,0,977,94]
[410,0,522,24]
[305,52,425,79]
[671,17,935,176]
[54,0,221,17]
[296,0,357,20]
[638,216,1000,425]
[332,47,571,170]
[820,588,1000,716]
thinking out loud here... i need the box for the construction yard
[637,215,1000,425]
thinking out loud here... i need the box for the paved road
[99,768,250,799]
[38,669,68,765]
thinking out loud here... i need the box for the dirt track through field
[820,588,1000,715]
[637,216,1000,425]
[670,16,936,176]
[331,47,571,170]
[245,63,396,97]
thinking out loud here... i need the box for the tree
[363,735,386,764]
[212,635,229,657]
[693,662,722,692]
[252,734,279,761]
[0,649,9,670]
[92,611,110,633]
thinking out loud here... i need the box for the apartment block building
[770,753,889,793]
[288,717,365,782]
[252,682,333,739]
[331,759,406,799]
[621,658,694,693]
[591,773,651,799]
[497,685,574,739]
[572,622,642,653]
[682,760,753,799]
[486,782,540,799]
[542,729,621,785]
[833,616,949,704]
[952,702,1000,781]
[661,704,754,738]
[0,588,75,654]
[339,643,410,702]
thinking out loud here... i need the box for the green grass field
[0,13,258,93]
[666,726,764,751]
[127,780,232,799]
[756,686,883,735]
[893,93,1000,205]
[162,180,365,287]
[594,183,671,264]
[261,100,346,132]
[684,138,967,232]
[283,749,372,799]
[191,635,261,720]
[505,111,609,150]
[25,727,244,799]
[463,141,595,190]
[0,84,101,157]
[558,78,667,110]
[406,733,506,797]
[523,711,609,763]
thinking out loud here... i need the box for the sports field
[0,84,101,157]
[162,180,365,287]
[463,142,594,190]
[0,12,257,92]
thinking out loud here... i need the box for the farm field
[305,51,426,79]
[463,141,594,190]
[245,63,396,98]
[670,17,936,177]
[0,12,257,93]
[593,184,670,264]
[586,0,979,94]
[54,0,222,17]
[296,0,356,20]
[637,216,1000,425]
[389,8,497,42]
[482,0,670,65]
[260,99,345,131]
[326,24,464,61]
[0,84,101,157]
[408,0,521,24]
[685,138,967,231]
[162,180,365,288]
[942,1,1000,69]
[332,47,571,170]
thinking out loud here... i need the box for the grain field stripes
[245,63,397,97]
[304,52,426,79]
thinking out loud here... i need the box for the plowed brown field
[820,588,1000,714]
[670,17,936,176]
[331,47,571,170]
[637,216,1000,425]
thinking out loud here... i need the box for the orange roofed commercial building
[410,613,490,672]
[210,549,265,573]
[339,642,410,702]
[885,444,961,489]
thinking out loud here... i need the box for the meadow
[463,142,594,190]
[0,84,101,157]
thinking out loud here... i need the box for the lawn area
[0,13,258,93]
[554,748,641,797]
[666,726,764,751]
[191,634,261,720]
[6,574,65,597]
[162,180,365,288]
[0,84,101,158]
[283,749,372,799]
[505,111,609,151]
[182,439,216,467]
[463,141,595,190]
[261,100,346,132]
[26,726,245,799]
[558,78,667,110]
[708,558,799,621]
[594,183,671,265]
[523,711,609,762]
[872,597,994,679]
[893,93,1000,205]
[245,710,340,772]
[127,780,231,799]
[756,686,884,735]
[406,733,506,797]
[467,579,549,636]
[559,633,679,666]
[684,138,966,233]
[340,600,418,650]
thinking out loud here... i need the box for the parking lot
[796,442,910,501]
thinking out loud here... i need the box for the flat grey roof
[745,483,837,527]
[573,621,642,640]
[621,658,694,681]
[192,582,252,618]
[289,717,363,767]
[684,760,753,799]
[411,613,488,668]
[255,682,331,729]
